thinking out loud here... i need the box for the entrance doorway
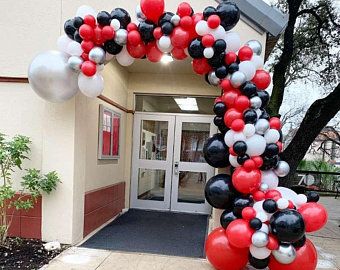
[130,113,215,214]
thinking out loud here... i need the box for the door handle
[174,162,179,175]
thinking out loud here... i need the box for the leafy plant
[0,133,60,245]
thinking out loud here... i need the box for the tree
[266,0,340,186]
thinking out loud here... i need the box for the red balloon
[252,70,271,90]
[231,119,245,132]
[171,27,190,49]
[252,156,263,168]
[229,147,236,156]
[226,220,254,248]
[277,141,283,152]
[180,16,193,30]
[215,96,223,103]
[269,239,317,270]
[298,202,328,232]
[224,108,242,128]
[207,15,221,29]
[238,46,253,61]
[220,79,239,93]
[270,117,282,130]
[102,26,115,41]
[253,191,265,201]
[127,43,146,59]
[146,42,163,62]
[81,52,89,61]
[81,61,96,77]
[202,34,215,47]
[81,40,95,53]
[267,235,279,250]
[265,190,282,201]
[141,0,165,23]
[221,90,240,108]
[84,15,96,27]
[93,26,103,45]
[242,207,256,220]
[177,2,193,18]
[153,27,163,40]
[232,167,261,194]
[206,228,248,270]
[127,23,138,32]
[192,13,204,25]
[192,58,211,75]
[225,52,237,65]
[79,24,94,41]
[171,47,187,60]
[244,159,256,172]
[234,95,250,112]
[128,30,142,46]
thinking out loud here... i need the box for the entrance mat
[81,209,209,258]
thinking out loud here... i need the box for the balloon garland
[28,1,328,269]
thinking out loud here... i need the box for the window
[98,105,121,159]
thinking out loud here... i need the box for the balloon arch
[28,1,328,269]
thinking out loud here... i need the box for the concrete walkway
[41,197,340,270]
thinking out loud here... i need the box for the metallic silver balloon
[114,29,128,46]
[89,47,106,64]
[246,40,263,56]
[171,15,181,26]
[274,161,290,177]
[250,96,262,109]
[208,71,221,86]
[260,183,269,192]
[230,71,246,88]
[273,244,296,264]
[28,51,79,102]
[251,231,269,248]
[136,5,146,22]
[255,119,270,135]
[67,56,83,71]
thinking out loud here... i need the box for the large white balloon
[261,170,279,189]
[116,46,135,66]
[67,41,83,56]
[28,51,79,102]
[276,187,299,205]
[225,32,241,52]
[264,129,280,144]
[224,130,236,147]
[250,245,271,260]
[57,35,72,54]
[246,134,267,156]
[239,60,256,81]
[78,72,104,98]
[195,20,210,36]
[76,5,97,18]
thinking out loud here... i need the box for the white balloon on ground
[203,47,214,59]
[195,20,210,36]
[57,35,72,54]
[210,25,227,40]
[243,124,256,137]
[250,245,271,260]
[28,51,79,102]
[261,170,279,189]
[116,46,135,66]
[274,161,290,177]
[158,36,173,52]
[225,32,241,52]
[251,55,264,69]
[238,60,256,80]
[78,72,104,98]
[224,130,236,147]
[246,134,266,156]
[76,5,97,18]
[67,41,83,56]
[264,129,281,144]
[229,155,240,167]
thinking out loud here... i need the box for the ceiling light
[161,54,173,64]
[174,97,199,111]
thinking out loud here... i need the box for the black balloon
[203,6,217,19]
[233,141,247,156]
[217,2,240,31]
[250,218,263,230]
[215,66,228,79]
[208,52,225,68]
[307,191,320,202]
[263,199,278,213]
[159,12,175,25]
[218,124,229,134]
[228,63,239,74]
[243,109,258,124]
[73,17,84,28]
[104,40,123,55]
[293,235,306,248]
[64,19,76,39]
[139,21,156,43]
[257,91,270,108]
[241,82,258,98]
[203,133,230,168]
[249,253,270,269]
[261,155,279,170]
[213,102,227,116]
[220,210,238,229]
[214,39,227,53]
[161,22,174,35]
[111,8,131,28]
[188,38,205,59]
[237,154,250,165]
[97,11,111,26]
[205,174,236,209]
[214,116,224,127]
[73,30,82,43]
[270,210,305,243]
[264,143,280,157]
[233,196,254,218]
[260,109,270,121]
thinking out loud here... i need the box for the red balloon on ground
[238,46,253,61]
[192,58,211,75]
[127,43,146,59]
[177,2,193,17]
[206,227,249,270]
[232,167,261,194]
[81,61,96,77]
[269,239,317,270]
[224,108,242,128]
[146,42,163,62]
[171,47,187,60]
[298,202,328,232]
[252,70,271,90]
[226,220,254,248]
[141,0,165,23]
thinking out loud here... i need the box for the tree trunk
[280,83,340,186]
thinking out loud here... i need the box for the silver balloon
[273,244,296,264]
[136,5,146,22]
[171,15,181,26]
[255,119,270,135]
[67,56,83,71]
[114,29,128,46]
[246,40,263,56]
[28,51,79,102]
[89,47,106,64]
[274,161,290,177]
[260,183,269,192]
[230,71,246,88]
[251,231,269,248]
[250,96,262,109]
[208,71,220,86]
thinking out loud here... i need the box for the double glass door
[130,113,215,214]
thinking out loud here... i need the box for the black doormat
[81,209,209,258]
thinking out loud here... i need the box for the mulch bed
[0,238,66,270]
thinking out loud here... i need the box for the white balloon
[239,60,256,81]
[296,194,307,206]
[57,35,72,54]
[116,46,135,66]
[171,15,181,26]
[243,124,256,137]
[229,155,240,167]
[253,201,264,213]
[195,20,209,36]
[276,187,299,204]
[105,52,115,62]
[225,32,241,52]
[210,25,227,40]
[261,170,279,189]
[224,130,236,147]
[260,223,269,234]
[264,129,280,144]
[246,134,266,156]
[277,198,289,210]
[256,109,262,119]
[230,71,246,88]
[252,55,264,69]
[250,245,271,260]
[76,5,97,18]
[158,36,172,52]
[256,211,269,222]
[255,119,270,135]
[110,19,121,31]
[78,72,104,98]
[67,41,83,56]
[274,161,290,177]
[204,47,214,59]
[233,132,247,142]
